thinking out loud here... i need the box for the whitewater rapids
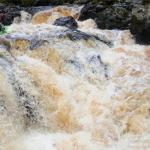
[0,6,150,150]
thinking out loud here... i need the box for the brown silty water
[0,6,150,150]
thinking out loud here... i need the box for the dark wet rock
[130,4,150,44]
[53,16,78,29]
[3,11,21,25]
[59,29,97,41]
[0,4,52,25]
[0,23,5,33]
[79,0,150,44]
[79,3,132,30]
[58,29,112,46]
[0,5,21,25]
[0,13,4,23]
[29,29,105,46]
[0,4,5,23]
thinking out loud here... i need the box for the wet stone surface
[53,16,78,29]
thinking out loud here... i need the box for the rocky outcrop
[79,0,150,44]
[130,4,150,44]
[79,3,132,30]
[0,4,21,25]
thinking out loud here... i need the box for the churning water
[0,6,150,150]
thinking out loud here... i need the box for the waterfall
[0,5,150,150]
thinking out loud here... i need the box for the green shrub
[0,26,9,35]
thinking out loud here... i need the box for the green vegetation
[0,26,9,35]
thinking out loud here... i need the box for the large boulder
[0,4,21,25]
[130,4,150,44]
[53,16,78,29]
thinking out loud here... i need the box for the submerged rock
[53,16,78,29]
[59,29,96,41]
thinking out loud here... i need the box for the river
[0,5,150,150]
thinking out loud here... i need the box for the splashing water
[0,5,150,150]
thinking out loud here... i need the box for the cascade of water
[0,5,150,150]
